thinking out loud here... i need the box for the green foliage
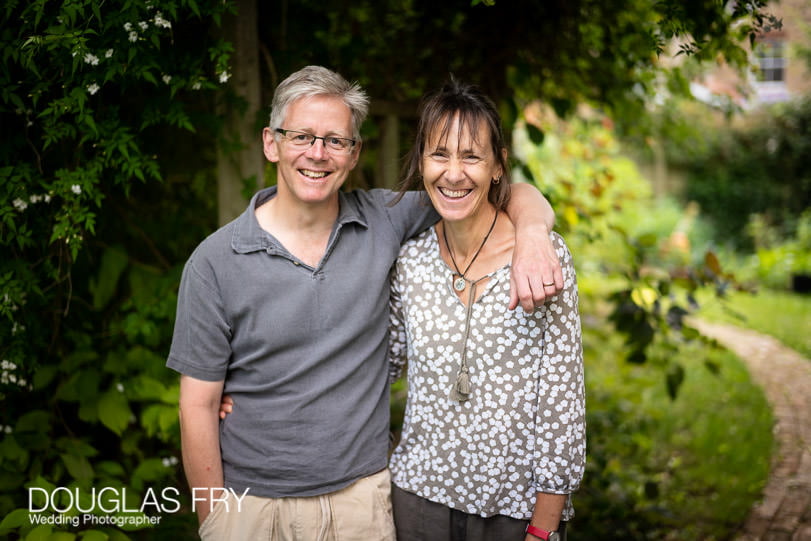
[645,96,811,247]
[1,0,231,537]
[743,210,811,289]
[259,0,778,130]
[514,109,741,397]
[574,315,773,539]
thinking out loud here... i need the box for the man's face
[264,95,360,208]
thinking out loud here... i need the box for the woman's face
[421,114,503,225]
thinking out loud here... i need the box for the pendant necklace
[443,210,498,293]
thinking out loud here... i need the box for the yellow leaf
[631,287,658,308]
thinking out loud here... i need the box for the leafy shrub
[649,96,811,249]
[1,1,231,537]
[748,210,811,289]
[573,316,773,540]
[514,107,741,394]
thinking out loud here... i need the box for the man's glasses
[275,129,357,154]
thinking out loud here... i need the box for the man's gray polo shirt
[167,186,437,498]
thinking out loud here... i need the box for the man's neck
[255,191,340,267]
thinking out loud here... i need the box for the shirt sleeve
[532,232,587,494]
[387,257,408,384]
[166,255,232,382]
[373,189,439,244]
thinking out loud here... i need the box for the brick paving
[692,320,811,541]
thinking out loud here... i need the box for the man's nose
[305,137,329,159]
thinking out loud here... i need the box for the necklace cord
[443,209,499,284]
[443,208,498,403]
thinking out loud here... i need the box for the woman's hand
[218,394,234,420]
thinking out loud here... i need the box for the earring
[492,176,501,185]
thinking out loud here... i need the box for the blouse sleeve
[532,232,587,495]
[387,258,408,384]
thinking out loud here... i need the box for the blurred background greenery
[2,0,809,539]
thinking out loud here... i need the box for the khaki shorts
[199,469,395,541]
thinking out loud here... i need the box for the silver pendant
[453,276,466,292]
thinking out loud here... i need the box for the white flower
[83,53,99,66]
[162,74,172,84]
[87,83,100,95]
[192,81,202,90]
[124,22,133,31]
[44,194,51,203]
[116,383,124,392]
[105,49,114,58]
[138,21,148,31]
[129,31,138,42]
[71,184,82,194]
[218,71,231,84]
[3,425,11,434]
[154,13,172,29]
[12,198,27,211]
[29,194,41,203]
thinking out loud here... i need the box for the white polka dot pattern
[388,229,586,521]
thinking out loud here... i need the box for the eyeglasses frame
[274,128,357,154]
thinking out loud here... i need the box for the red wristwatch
[526,524,561,541]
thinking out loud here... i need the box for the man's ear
[263,128,280,163]
[347,141,362,170]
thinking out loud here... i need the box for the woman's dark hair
[394,78,511,210]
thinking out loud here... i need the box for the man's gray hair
[269,65,369,141]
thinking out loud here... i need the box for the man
[167,66,561,540]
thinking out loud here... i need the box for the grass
[696,288,811,358]
[571,289,774,540]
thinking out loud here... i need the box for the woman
[387,80,585,541]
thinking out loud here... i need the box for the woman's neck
[442,205,499,260]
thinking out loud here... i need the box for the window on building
[756,40,786,82]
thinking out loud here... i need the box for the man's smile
[299,169,330,179]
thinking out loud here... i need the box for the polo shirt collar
[231,186,369,254]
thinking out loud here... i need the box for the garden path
[692,320,811,541]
